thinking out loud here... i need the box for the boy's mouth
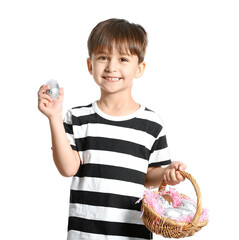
[103,76,122,82]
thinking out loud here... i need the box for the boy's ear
[135,61,146,78]
[87,58,93,75]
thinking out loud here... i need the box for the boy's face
[87,46,145,95]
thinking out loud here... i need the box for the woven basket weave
[141,171,208,238]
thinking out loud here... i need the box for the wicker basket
[141,171,208,238]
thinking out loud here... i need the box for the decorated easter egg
[176,207,194,218]
[181,199,196,213]
[46,79,60,101]
[164,208,182,220]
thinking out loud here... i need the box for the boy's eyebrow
[94,50,107,54]
[93,51,109,56]
[94,50,131,56]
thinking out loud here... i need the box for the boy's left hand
[163,161,187,186]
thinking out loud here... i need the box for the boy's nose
[105,59,117,72]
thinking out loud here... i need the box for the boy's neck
[97,92,140,117]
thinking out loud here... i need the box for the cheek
[93,64,104,75]
[124,67,139,78]
[91,66,99,77]
[92,71,99,81]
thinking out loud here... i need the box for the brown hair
[87,18,148,63]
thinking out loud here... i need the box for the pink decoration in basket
[142,188,208,223]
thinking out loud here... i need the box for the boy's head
[87,18,148,64]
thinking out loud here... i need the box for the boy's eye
[98,56,108,61]
[120,58,128,62]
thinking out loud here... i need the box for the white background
[0,0,238,239]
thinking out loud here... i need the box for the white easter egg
[46,79,60,101]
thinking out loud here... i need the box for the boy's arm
[144,161,187,188]
[49,116,81,177]
[144,167,166,188]
[38,84,81,177]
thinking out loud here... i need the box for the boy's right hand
[38,84,64,120]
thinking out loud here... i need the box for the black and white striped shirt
[64,101,171,240]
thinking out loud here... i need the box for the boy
[38,18,186,240]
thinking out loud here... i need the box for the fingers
[38,84,53,102]
[38,96,51,113]
[164,168,180,186]
[178,162,187,171]
[176,171,185,182]
[38,85,53,113]
[38,84,49,95]
[174,161,187,182]
[163,161,187,186]
[170,161,187,171]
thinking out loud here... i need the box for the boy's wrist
[48,114,63,124]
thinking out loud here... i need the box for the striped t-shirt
[64,101,171,240]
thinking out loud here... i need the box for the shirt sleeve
[63,109,77,151]
[148,125,171,168]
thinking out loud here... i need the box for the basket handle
[158,171,203,225]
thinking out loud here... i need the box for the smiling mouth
[103,76,122,82]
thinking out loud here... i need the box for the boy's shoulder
[140,105,165,125]
[65,103,94,119]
